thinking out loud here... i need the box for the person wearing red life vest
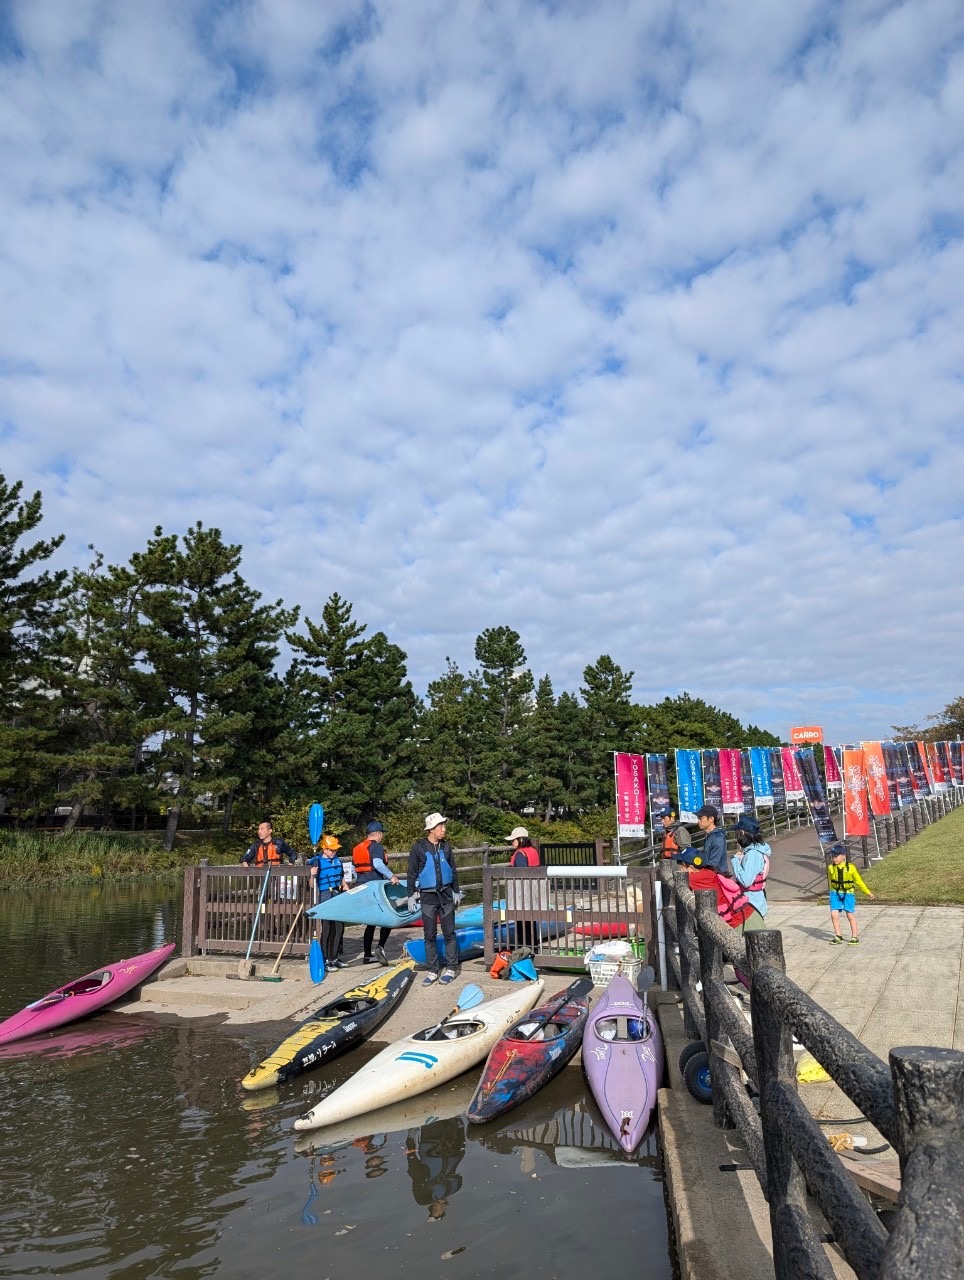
[352,820,398,965]
[508,826,542,867]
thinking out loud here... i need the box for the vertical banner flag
[740,750,756,814]
[646,754,671,828]
[749,747,774,806]
[702,749,722,815]
[950,741,964,787]
[781,746,806,800]
[883,742,914,807]
[769,746,786,806]
[675,749,704,823]
[823,744,843,791]
[842,748,871,836]
[936,741,954,786]
[718,748,744,814]
[905,742,931,796]
[861,742,891,816]
[795,747,842,847]
[614,752,647,838]
[925,743,947,792]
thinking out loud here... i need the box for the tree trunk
[164,804,181,852]
[61,797,86,833]
[222,789,234,835]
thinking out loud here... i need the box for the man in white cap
[407,813,461,985]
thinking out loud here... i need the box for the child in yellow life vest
[827,846,874,944]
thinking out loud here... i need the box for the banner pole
[613,752,621,865]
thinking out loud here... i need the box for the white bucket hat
[424,811,448,830]
[509,827,529,840]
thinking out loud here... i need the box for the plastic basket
[587,955,643,988]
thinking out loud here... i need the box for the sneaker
[829,936,843,944]
[376,945,388,964]
[848,938,860,945]
[439,969,457,985]
[362,955,379,965]
[330,958,347,969]
[422,972,439,985]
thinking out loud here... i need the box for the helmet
[320,834,341,851]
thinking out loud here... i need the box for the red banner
[823,744,842,788]
[861,741,891,816]
[614,752,647,838]
[718,748,744,814]
[926,742,945,785]
[781,747,805,799]
[843,749,870,836]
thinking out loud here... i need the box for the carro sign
[790,725,823,744]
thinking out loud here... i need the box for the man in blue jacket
[407,812,461,986]
[670,804,729,874]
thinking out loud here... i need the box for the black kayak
[241,958,416,1090]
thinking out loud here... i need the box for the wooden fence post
[181,865,201,957]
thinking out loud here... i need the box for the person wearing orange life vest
[658,808,692,859]
[508,826,542,867]
[353,821,398,965]
[240,819,299,867]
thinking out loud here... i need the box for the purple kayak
[0,942,176,1045]
[582,974,664,1154]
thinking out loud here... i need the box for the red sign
[823,744,842,787]
[718,748,744,814]
[614,752,647,838]
[843,749,870,836]
[781,747,806,799]
[790,725,823,743]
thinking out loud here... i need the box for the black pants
[363,925,392,957]
[421,888,458,974]
[321,919,344,963]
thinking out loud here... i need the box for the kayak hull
[0,942,176,1045]
[293,981,544,1131]
[582,975,664,1153]
[467,980,592,1124]
[402,927,486,966]
[241,958,416,1090]
[306,880,419,928]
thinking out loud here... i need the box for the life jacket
[352,837,375,878]
[662,829,681,858]
[747,854,770,897]
[828,860,862,894]
[252,840,283,866]
[511,845,541,868]
[313,855,343,895]
[416,841,454,891]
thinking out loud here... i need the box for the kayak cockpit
[512,1020,563,1042]
[27,972,112,1009]
[322,997,378,1017]
[593,1015,652,1043]
[415,1021,483,1042]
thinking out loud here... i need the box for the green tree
[581,655,636,806]
[417,659,487,820]
[0,474,68,818]
[637,692,748,752]
[286,594,419,825]
[473,626,534,812]
[554,690,595,812]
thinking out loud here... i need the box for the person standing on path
[308,834,350,969]
[670,804,728,873]
[658,808,692,860]
[508,826,542,952]
[240,819,299,867]
[352,821,398,965]
[728,814,770,934]
[827,846,874,943]
[407,813,461,985]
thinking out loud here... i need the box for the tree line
[1,472,781,848]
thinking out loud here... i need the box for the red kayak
[0,942,176,1045]
[466,977,594,1124]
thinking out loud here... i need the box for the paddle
[308,938,326,985]
[635,964,656,996]
[516,977,592,1040]
[261,905,304,981]
[307,803,325,848]
[236,867,273,980]
[422,983,485,1040]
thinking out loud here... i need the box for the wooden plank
[837,1152,901,1203]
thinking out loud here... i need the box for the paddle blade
[307,803,325,847]
[636,964,656,995]
[566,976,594,999]
[457,983,484,1011]
[309,939,325,985]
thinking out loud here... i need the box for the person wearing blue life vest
[407,812,462,986]
[308,835,350,969]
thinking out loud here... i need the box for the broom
[260,905,304,982]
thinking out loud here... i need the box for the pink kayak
[582,974,664,1154]
[0,942,176,1045]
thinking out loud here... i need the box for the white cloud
[2,0,963,745]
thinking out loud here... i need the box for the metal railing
[659,864,964,1279]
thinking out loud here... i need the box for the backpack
[491,946,535,980]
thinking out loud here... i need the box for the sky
[2,0,963,745]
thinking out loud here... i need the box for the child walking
[827,846,874,944]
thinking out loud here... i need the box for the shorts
[829,891,856,913]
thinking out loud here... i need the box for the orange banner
[790,725,823,744]
[861,742,891,816]
[842,748,870,836]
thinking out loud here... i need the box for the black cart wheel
[678,1040,705,1073]
[683,1050,713,1104]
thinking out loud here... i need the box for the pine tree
[636,692,756,751]
[581,654,637,805]
[417,659,487,819]
[473,626,534,812]
[528,674,565,820]
[555,691,595,812]
[0,474,68,818]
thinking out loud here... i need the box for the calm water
[0,882,674,1279]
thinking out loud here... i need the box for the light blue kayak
[306,881,420,928]
[453,900,506,929]
[403,927,486,966]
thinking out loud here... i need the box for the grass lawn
[864,804,964,905]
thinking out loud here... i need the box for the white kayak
[293,981,544,1133]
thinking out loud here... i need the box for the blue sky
[2,0,963,744]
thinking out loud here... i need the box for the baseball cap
[696,804,720,820]
[509,826,529,840]
[367,821,384,834]
[731,814,761,836]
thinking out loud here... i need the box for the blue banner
[749,747,774,806]
[882,742,913,807]
[740,750,756,814]
[701,749,722,815]
[674,749,704,823]
[769,746,786,806]
[646,753,671,826]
